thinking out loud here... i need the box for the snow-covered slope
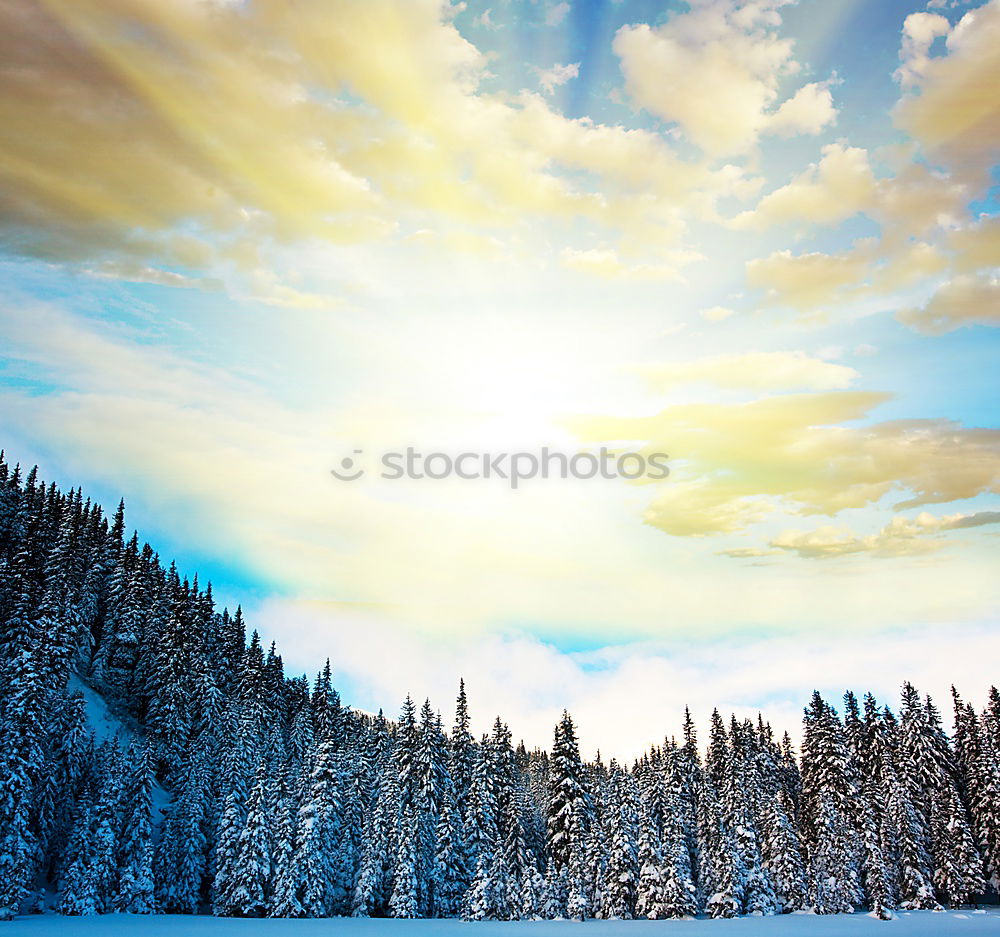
[65,674,172,837]
[6,911,1000,936]
[67,675,138,746]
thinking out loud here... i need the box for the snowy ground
[6,912,1000,937]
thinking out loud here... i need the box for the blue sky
[0,0,998,754]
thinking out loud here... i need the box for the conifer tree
[114,745,155,914]
[228,764,272,917]
[390,808,419,918]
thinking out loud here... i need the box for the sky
[0,0,998,759]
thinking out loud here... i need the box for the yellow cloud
[560,246,700,281]
[701,305,735,322]
[746,246,871,312]
[0,0,742,290]
[613,0,836,157]
[639,351,859,392]
[769,510,1000,560]
[575,391,1000,537]
[898,273,1000,333]
[950,214,1000,272]
[731,143,875,230]
[746,234,949,316]
[894,0,1000,188]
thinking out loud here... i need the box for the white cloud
[545,2,571,27]
[252,597,1000,761]
[475,9,498,30]
[896,12,952,89]
[535,62,580,95]
[768,81,837,137]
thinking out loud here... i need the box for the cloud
[893,0,1000,188]
[731,143,876,230]
[474,9,498,30]
[769,510,1000,560]
[897,273,1000,333]
[746,245,871,312]
[561,247,703,282]
[950,213,1000,272]
[560,246,701,281]
[896,12,952,89]
[84,259,223,292]
[7,298,998,647]
[768,81,837,137]
[252,597,1000,760]
[545,2,571,28]
[639,351,859,392]
[613,0,837,157]
[575,391,1000,536]
[0,0,734,289]
[745,236,949,316]
[535,62,580,95]
[701,305,735,322]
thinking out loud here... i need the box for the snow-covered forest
[1,452,998,923]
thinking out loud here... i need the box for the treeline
[0,450,998,921]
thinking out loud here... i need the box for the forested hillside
[0,451,998,922]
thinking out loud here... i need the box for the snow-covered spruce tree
[113,744,155,914]
[352,744,399,917]
[227,763,272,917]
[434,785,466,916]
[842,692,894,920]
[390,807,419,918]
[295,740,343,917]
[211,743,252,915]
[866,698,939,909]
[952,687,1000,893]
[414,698,449,915]
[728,717,777,916]
[155,746,211,914]
[975,687,1000,892]
[761,788,808,912]
[900,683,985,907]
[546,710,592,916]
[799,692,864,914]
[59,785,100,915]
[598,768,639,918]
[269,776,303,917]
[701,711,746,918]
[661,818,698,919]
[0,639,50,919]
